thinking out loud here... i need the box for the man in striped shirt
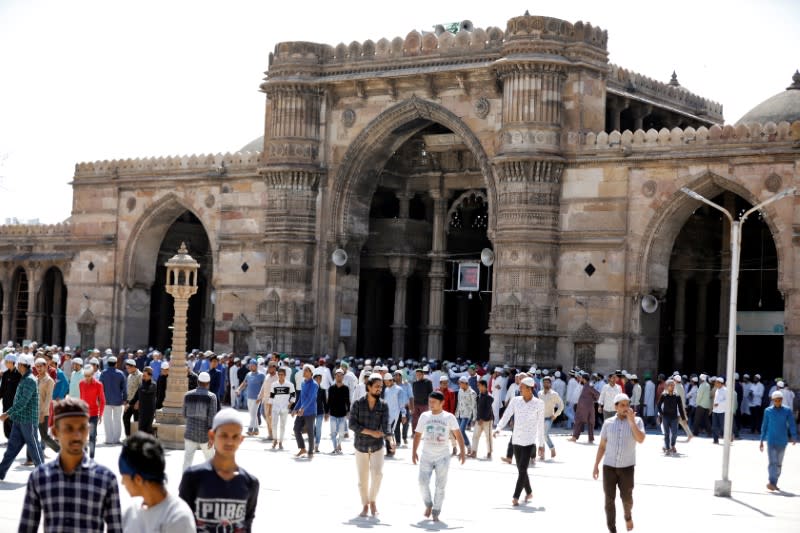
[182,372,218,471]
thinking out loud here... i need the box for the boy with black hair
[120,431,195,532]
[179,408,259,532]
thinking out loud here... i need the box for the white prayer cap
[520,377,536,388]
[754,374,761,379]
[439,375,449,382]
[554,371,561,378]
[161,362,170,369]
[83,364,94,376]
[777,380,785,388]
[198,372,211,383]
[629,374,638,380]
[459,376,469,383]
[614,393,631,404]
[313,368,324,377]
[734,372,739,380]
[72,357,83,366]
[699,374,707,381]
[771,390,783,399]
[423,365,430,372]
[212,408,243,432]
[673,375,682,383]
[303,364,315,373]
[34,357,47,366]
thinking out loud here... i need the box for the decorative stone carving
[342,108,356,128]
[765,173,782,193]
[126,197,136,212]
[475,97,490,119]
[642,180,657,198]
[204,194,215,208]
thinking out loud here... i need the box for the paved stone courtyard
[0,411,797,531]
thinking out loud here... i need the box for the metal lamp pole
[680,186,795,497]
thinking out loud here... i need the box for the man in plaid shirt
[17,397,122,532]
[0,354,44,478]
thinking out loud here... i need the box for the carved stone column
[397,191,412,219]
[259,79,325,355]
[672,272,688,370]
[157,244,199,450]
[631,104,652,131]
[51,273,64,345]
[695,274,709,370]
[25,269,37,341]
[389,255,415,359]
[425,187,447,360]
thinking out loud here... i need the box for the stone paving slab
[0,411,797,532]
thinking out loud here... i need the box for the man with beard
[131,367,158,434]
[18,397,122,532]
[570,371,600,443]
[349,373,393,517]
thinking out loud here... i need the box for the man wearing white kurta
[491,370,507,423]
[644,375,657,426]
[566,373,581,429]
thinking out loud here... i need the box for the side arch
[122,193,215,289]
[331,97,497,244]
[637,171,789,293]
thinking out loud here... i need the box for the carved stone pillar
[426,188,447,360]
[608,97,628,132]
[397,191,412,219]
[672,272,688,370]
[631,104,652,131]
[51,274,64,345]
[259,79,325,355]
[389,255,415,359]
[0,274,10,343]
[26,274,37,341]
[695,275,709,370]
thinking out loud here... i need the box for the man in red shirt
[79,364,105,459]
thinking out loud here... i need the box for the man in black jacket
[156,362,169,409]
[328,369,350,454]
[657,379,687,455]
[470,379,494,458]
[411,369,433,431]
[0,354,22,438]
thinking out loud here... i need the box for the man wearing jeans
[657,379,687,455]
[99,356,126,444]
[760,390,797,491]
[182,372,218,471]
[593,393,645,533]
[292,364,318,459]
[327,369,350,454]
[454,376,476,455]
[349,373,392,518]
[413,390,465,522]
[538,375,564,460]
[0,355,44,479]
[381,373,406,457]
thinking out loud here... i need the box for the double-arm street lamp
[680,186,795,497]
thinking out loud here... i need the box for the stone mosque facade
[1,13,799,382]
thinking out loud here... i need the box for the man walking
[268,366,296,450]
[570,371,600,443]
[592,393,645,533]
[454,376,477,456]
[182,371,218,471]
[538,375,564,460]
[760,390,797,491]
[657,379,687,455]
[692,374,712,436]
[470,379,493,458]
[123,359,143,438]
[349,373,393,518]
[0,355,44,476]
[382,372,406,457]
[34,358,60,456]
[293,364,318,459]
[711,377,728,444]
[598,373,622,421]
[99,355,126,444]
[494,377,545,506]
[413,390,465,522]
[411,368,433,431]
[750,374,765,434]
[238,360,265,436]
[0,353,21,440]
[18,398,122,532]
[328,368,350,454]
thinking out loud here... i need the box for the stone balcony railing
[0,222,71,236]
[73,152,262,179]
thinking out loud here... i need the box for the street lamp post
[680,186,795,497]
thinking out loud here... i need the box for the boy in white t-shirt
[412,390,466,522]
[269,367,296,450]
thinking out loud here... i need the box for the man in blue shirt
[238,360,265,436]
[99,356,127,444]
[50,357,69,401]
[760,390,797,491]
[293,364,318,459]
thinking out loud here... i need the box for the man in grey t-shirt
[592,393,645,533]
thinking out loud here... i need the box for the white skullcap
[161,362,170,369]
[771,390,783,399]
[458,376,469,383]
[439,375,449,381]
[777,380,785,388]
[198,372,211,383]
[673,375,682,382]
[614,393,631,404]
[34,357,47,366]
[83,364,94,375]
[521,377,536,388]
[212,408,243,431]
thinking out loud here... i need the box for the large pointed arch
[331,97,497,244]
[122,193,215,289]
[637,171,789,293]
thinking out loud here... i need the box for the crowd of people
[0,340,797,531]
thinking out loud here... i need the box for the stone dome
[736,71,800,125]
[239,136,263,153]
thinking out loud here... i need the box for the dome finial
[788,70,800,91]
[669,71,680,87]
[524,10,530,16]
